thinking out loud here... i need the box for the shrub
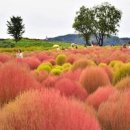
[0,53,12,63]
[55,78,88,101]
[0,62,41,104]
[37,62,52,73]
[42,75,59,88]
[66,54,77,64]
[115,77,130,91]
[56,54,67,65]
[109,60,124,72]
[62,63,72,72]
[86,86,116,110]
[72,59,96,71]
[98,91,130,130]
[36,52,52,62]
[22,57,41,69]
[61,69,82,81]
[99,65,113,83]
[114,64,130,84]
[31,70,48,82]
[51,68,62,76]
[80,67,111,94]
[0,89,101,130]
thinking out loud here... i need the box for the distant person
[128,42,130,50]
[16,49,23,58]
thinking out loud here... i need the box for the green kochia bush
[51,68,62,76]
[62,63,72,72]
[114,64,130,84]
[56,54,67,65]
[37,62,52,73]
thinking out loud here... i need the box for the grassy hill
[0,38,71,52]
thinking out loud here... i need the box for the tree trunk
[100,34,104,46]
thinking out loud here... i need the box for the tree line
[73,2,122,46]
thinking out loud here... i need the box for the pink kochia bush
[31,70,48,82]
[0,89,101,130]
[86,86,116,110]
[42,75,59,88]
[61,69,82,81]
[98,91,130,130]
[55,78,88,101]
[0,53,13,63]
[0,62,41,104]
[80,67,111,94]
[22,57,41,69]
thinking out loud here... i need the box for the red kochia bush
[42,75,59,88]
[0,62,41,104]
[31,70,48,82]
[22,57,41,69]
[0,53,12,63]
[55,78,88,101]
[0,89,101,130]
[86,86,116,110]
[61,69,82,81]
[100,65,113,83]
[80,67,111,94]
[36,52,52,62]
[98,91,130,130]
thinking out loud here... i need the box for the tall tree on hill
[73,6,95,46]
[73,2,122,46]
[93,2,122,46]
[7,16,25,43]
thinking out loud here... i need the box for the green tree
[93,2,122,46]
[7,16,25,43]
[73,6,94,46]
[73,2,122,46]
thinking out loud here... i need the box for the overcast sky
[0,0,130,39]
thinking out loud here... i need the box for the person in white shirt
[16,49,23,58]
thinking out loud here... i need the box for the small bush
[37,62,52,73]
[0,89,101,130]
[98,91,130,130]
[0,62,41,104]
[99,65,113,83]
[86,86,116,110]
[56,54,67,65]
[42,76,59,88]
[22,57,41,69]
[115,77,130,91]
[80,67,111,94]
[0,53,13,63]
[31,70,48,82]
[72,59,96,71]
[51,68,62,76]
[114,64,130,84]
[55,78,88,101]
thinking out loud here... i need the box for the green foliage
[56,54,67,65]
[37,63,52,73]
[51,68,62,76]
[7,16,25,43]
[93,2,122,46]
[0,40,15,48]
[114,64,130,84]
[73,2,122,46]
[109,60,124,72]
[73,6,94,46]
